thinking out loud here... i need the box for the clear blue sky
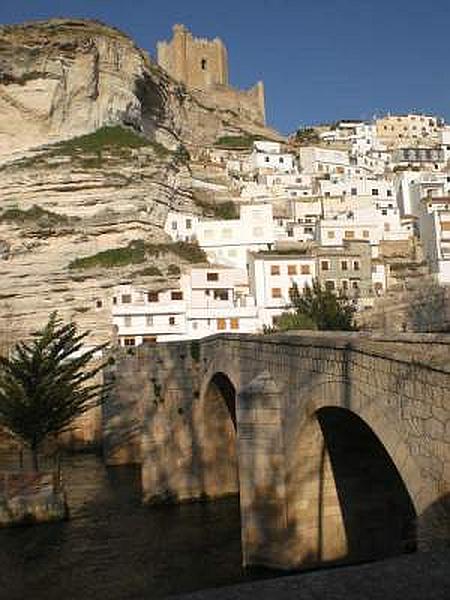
[1,0,450,134]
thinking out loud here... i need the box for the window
[353,260,360,271]
[271,288,282,298]
[341,280,349,291]
[121,294,132,304]
[381,209,388,216]
[217,318,226,330]
[207,272,219,281]
[327,230,335,239]
[192,321,198,330]
[279,157,284,164]
[201,58,207,70]
[146,315,153,326]
[113,296,117,305]
[124,316,132,327]
[123,337,135,347]
[171,291,183,301]
[186,219,192,229]
[271,265,280,276]
[96,300,103,309]
[325,280,335,291]
[169,316,176,326]
[371,188,379,196]
[363,230,370,238]
[344,230,355,239]
[171,221,177,230]
[147,291,159,302]
[321,260,329,271]
[341,260,348,271]
[384,223,391,232]
[387,190,392,197]
[142,336,156,345]
[351,187,357,196]
[265,156,270,163]
[352,280,359,289]
[230,318,239,330]
[301,264,310,275]
[214,289,229,301]
[287,265,297,276]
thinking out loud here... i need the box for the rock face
[0,18,281,347]
[0,18,280,161]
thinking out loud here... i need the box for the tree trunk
[31,445,39,472]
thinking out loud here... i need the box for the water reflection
[0,454,276,600]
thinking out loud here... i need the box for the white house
[165,211,200,242]
[318,176,395,200]
[298,146,349,176]
[112,283,187,345]
[196,203,275,269]
[248,250,316,327]
[318,202,407,257]
[112,266,260,345]
[418,196,450,284]
[251,140,296,173]
[396,172,450,218]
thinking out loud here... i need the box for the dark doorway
[317,407,417,563]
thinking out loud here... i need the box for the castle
[157,24,266,125]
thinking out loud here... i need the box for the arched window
[201,58,207,70]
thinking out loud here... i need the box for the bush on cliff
[0,313,108,471]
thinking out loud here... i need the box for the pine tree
[0,313,108,470]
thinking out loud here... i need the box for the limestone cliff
[0,18,281,346]
[0,18,280,161]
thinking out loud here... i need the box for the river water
[0,454,278,600]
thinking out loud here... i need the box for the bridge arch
[286,395,419,568]
[195,371,239,499]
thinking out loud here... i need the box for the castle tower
[157,24,228,91]
[157,25,265,125]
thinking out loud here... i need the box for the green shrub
[193,196,239,220]
[69,240,146,270]
[215,134,265,149]
[53,126,152,154]
[69,240,206,271]
[0,205,73,226]
[134,265,163,276]
[167,264,181,276]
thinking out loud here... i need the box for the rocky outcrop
[0,18,282,346]
[0,18,280,162]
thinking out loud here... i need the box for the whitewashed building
[418,197,450,283]
[298,146,350,176]
[196,203,275,269]
[251,140,295,173]
[165,211,200,242]
[112,266,260,345]
[248,250,316,327]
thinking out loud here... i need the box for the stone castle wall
[157,25,265,124]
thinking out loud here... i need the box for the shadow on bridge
[316,407,417,563]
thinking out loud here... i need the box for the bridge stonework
[103,333,450,570]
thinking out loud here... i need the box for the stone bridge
[103,332,450,570]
